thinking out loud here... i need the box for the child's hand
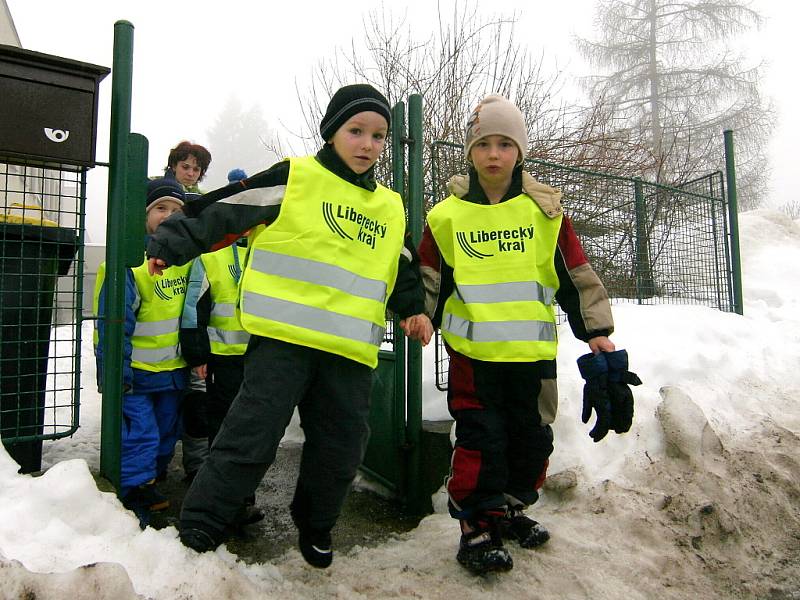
[400,314,434,346]
[193,364,208,379]
[147,257,167,276]
[588,335,615,354]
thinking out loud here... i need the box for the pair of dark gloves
[577,349,642,443]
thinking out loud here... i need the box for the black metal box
[0,44,109,168]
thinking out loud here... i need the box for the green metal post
[724,129,744,315]
[406,94,424,513]
[391,101,408,497]
[126,133,148,254]
[633,178,654,302]
[100,20,135,489]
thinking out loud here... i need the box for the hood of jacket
[446,171,563,219]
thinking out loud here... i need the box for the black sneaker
[179,527,221,553]
[501,507,550,548]
[456,515,513,575]
[298,528,333,569]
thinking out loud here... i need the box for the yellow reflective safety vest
[238,155,406,368]
[94,259,191,371]
[200,244,250,356]
[130,260,191,372]
[427,193,563,362]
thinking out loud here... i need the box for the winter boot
[290,483,333,568]
[501,505,550,548]
[456,512,514,575]
[226,503,266,538]
[122,481,169,513]
[298,528,333,569]
[240,493,265,525]
[121,481,169,530]
[179,526,222,553]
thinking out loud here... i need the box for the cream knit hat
[464,94,528,163]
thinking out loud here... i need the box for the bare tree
[205,96,279,189]
[779,200,800,221]
[286,2,658,210]
[576,0,774,209]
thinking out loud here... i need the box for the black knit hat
[319,84,391,141]
[146,177,185,211]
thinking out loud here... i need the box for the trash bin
[0,221,77,473]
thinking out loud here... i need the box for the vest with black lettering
[427,193,563,362]
[238,155,406,368]
[201,244,250,356]
[130,260,191,372]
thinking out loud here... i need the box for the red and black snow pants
[445,345,555,520]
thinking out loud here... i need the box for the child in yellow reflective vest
[146,84,433,566]
[413,95,634,575]
[94,177,189,528]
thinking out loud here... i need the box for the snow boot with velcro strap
[456,510,514,575]
[500,505,550,548]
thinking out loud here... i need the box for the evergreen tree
[576,0,774,209]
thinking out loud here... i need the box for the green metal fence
[0,160,87,472]
[430,140,735,391]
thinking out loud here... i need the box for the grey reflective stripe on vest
[219,186,286,207]
[133,317,181,337]
[455,281,556,305]
[250,249,387,301]
[208,327,250,346]
[211,302,236,318]
[443,313,557,343]
[243,291,385,346]
[132,345,181,364]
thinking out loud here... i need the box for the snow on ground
[1,210,799,599]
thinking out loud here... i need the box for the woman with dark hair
[165,141,212,194]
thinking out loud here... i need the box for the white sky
[1,208,800,598]
[6,0,798,241]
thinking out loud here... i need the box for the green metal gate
[360,96,428,513]
[0,162,87,472]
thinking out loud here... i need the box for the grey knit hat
[319,84,391,142]
[464,94,528,163]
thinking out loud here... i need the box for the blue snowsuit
[95,255,188,496]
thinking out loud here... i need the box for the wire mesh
[429,141,732,391]
[0,159,86,453]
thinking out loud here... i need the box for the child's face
[174,154,202,188]
[469,135,520,185]
[146,199,183,235]
[329,111,388,174]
